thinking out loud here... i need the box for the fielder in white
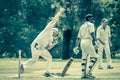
[74,14,99,79]
[97,18,113,69]
[20,8,65,77]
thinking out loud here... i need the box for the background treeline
[0,0,120,59]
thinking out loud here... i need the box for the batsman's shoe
[81,74,95,79]
[107,65,113,69]
[86,72,96,79]
[43,72,54,77]
[81,75,90,79]
[20,64,24,74]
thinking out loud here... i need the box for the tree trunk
[62,29,72,60]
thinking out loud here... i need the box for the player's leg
[20,46,41,74]
[97,44,104,69]
[80,39,89,78]
[81,53,89,78]
[104,44,113,69]
[87,44,99,78]
[41,49,53,77]
[87,57,97,78]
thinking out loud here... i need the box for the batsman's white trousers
[23,43,52,73]
[80,39,99,59]
[98,43,112,67]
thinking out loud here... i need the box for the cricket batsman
[73,14,99,79]
[20,8,65,77]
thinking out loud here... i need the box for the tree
[109,0,120,58]
[0,0,120,58]
[0,0,22,57]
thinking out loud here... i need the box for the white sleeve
[96,27,100,38]
[89,23,95,33]
[108,26,111,37]
[77,28,81,38]
[45,21,56,30]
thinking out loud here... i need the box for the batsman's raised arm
[45,8,65,29]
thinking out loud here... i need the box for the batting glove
[73,47,79,54]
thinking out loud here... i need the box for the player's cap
[102,18,108,22]
[85,14,94,21]
[53,28,59,37]
[53,28,58,32]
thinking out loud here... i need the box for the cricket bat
[61,54,75,77]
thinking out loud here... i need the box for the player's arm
[45,8,65,29]
[73,27,81,54]
[75,38,81,47]
[73,37,80,54]
[96,27,105,45]
[75,27,81,47]
[97,38,105,45]
[108,37,112,47]
[91,32,97,45]
[108,27,112,47]
[46,40,58,50]
[89,23,97,45]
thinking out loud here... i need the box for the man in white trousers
[20,8,65,77]
[74,14,99,79]
[97,18,113,69]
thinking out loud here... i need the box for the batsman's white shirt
[78,21,98,59]
[78,21,94,40]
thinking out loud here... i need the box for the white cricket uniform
[78,21,99,76]
[96,25,112,67]
[23,21,56,73]
[78,21,98,59]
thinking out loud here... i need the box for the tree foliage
[109,0,120,56]
[0,0,120,58]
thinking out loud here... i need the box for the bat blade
[61,57,74,77]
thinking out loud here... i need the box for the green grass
[0,58,120,80]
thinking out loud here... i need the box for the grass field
[0,58,120,80]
